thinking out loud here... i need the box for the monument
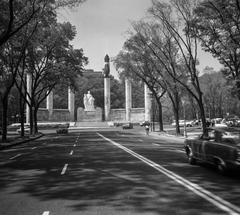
[84,91,95,111]
[77,90,102,122]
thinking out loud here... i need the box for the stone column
[125,79,132,121]
[144,83,152,121]
[26,73,32,123]
[68,87,75,121]
[46,91,53,122]
[104,77,110,121]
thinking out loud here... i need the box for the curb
[0,133,44,151]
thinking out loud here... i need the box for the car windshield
[202,128,240,146]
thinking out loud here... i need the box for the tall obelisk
[104,54,110,121]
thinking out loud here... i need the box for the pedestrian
[145,124,149,135]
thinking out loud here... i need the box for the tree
[0,0,87,140]
[147,0,208,132]
[191,0,240,100]
[16,21,88,134]
[199,67,231,119]
[0,31,28,140]
[0,0,86,47]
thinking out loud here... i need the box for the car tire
[187,151,196,165]
[216,159,228,175]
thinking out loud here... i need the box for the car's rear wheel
[216,159,228,175]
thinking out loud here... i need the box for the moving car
[56,126,68,134]
[17,126,30,134]
[139,121,150,127]
[122,122,133,129]
[171,120,193,127]
[184,127,240,175]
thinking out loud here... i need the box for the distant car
[17,126,30,134]
[139,121,150,127]
[171,120,193,127]
[122,123,133,129]
[56,126,68,134]
[184,127,240,175]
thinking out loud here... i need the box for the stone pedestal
[47,91,53,121]
[125,79,132,121]
[77,107,102,122]
[68,87,75,121]
[144,83,152,121]
[104,77,110,121]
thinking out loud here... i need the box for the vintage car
[122,122,133,129]
[172,120,193,127]
[56,126,68,134]
[184,127,240,175]
[139,121,151,127]
[16,125,30,134]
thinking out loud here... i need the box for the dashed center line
[31,147,37,150]
[42,211,49,215]
[61,164,68,175]
[152,143,159,146]
[70,151,73,155]
[10,154,21,160]
[73,144,76,147]
[138,139,143,142]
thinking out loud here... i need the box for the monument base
[77,107,102,122]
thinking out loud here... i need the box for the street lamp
[182,100,187,138]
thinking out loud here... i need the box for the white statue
[84,91,95,111]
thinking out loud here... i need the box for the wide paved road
[0,128,240,215]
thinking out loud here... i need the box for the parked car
[184,127,240,175]
[16,126,30,134]
[56,126,68,134]
[171,120,193,127]
[139,121,151,127]
[122,122,133,129]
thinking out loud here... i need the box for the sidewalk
[0,133,44,151]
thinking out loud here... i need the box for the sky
[58,0,222,79]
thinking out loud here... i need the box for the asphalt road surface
[0,127,240,215]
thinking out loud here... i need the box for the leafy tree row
[0,0,87,141]
[114,0,240,135]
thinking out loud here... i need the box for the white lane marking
[31,147,37,150]
[61,164,68,175]
[70,150,73,155]
[138,139,143,142]
[10,154,21,160]
[152,143,159,146]
[42,211,49,215]
[97,133,240,215]
[42,142,47,145]
[75,140,77,142]
[73,144,76,147]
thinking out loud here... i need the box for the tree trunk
[1,98,8,141]
[34,107,38,133]
[19,93,25,137]
[158,103,164,132]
